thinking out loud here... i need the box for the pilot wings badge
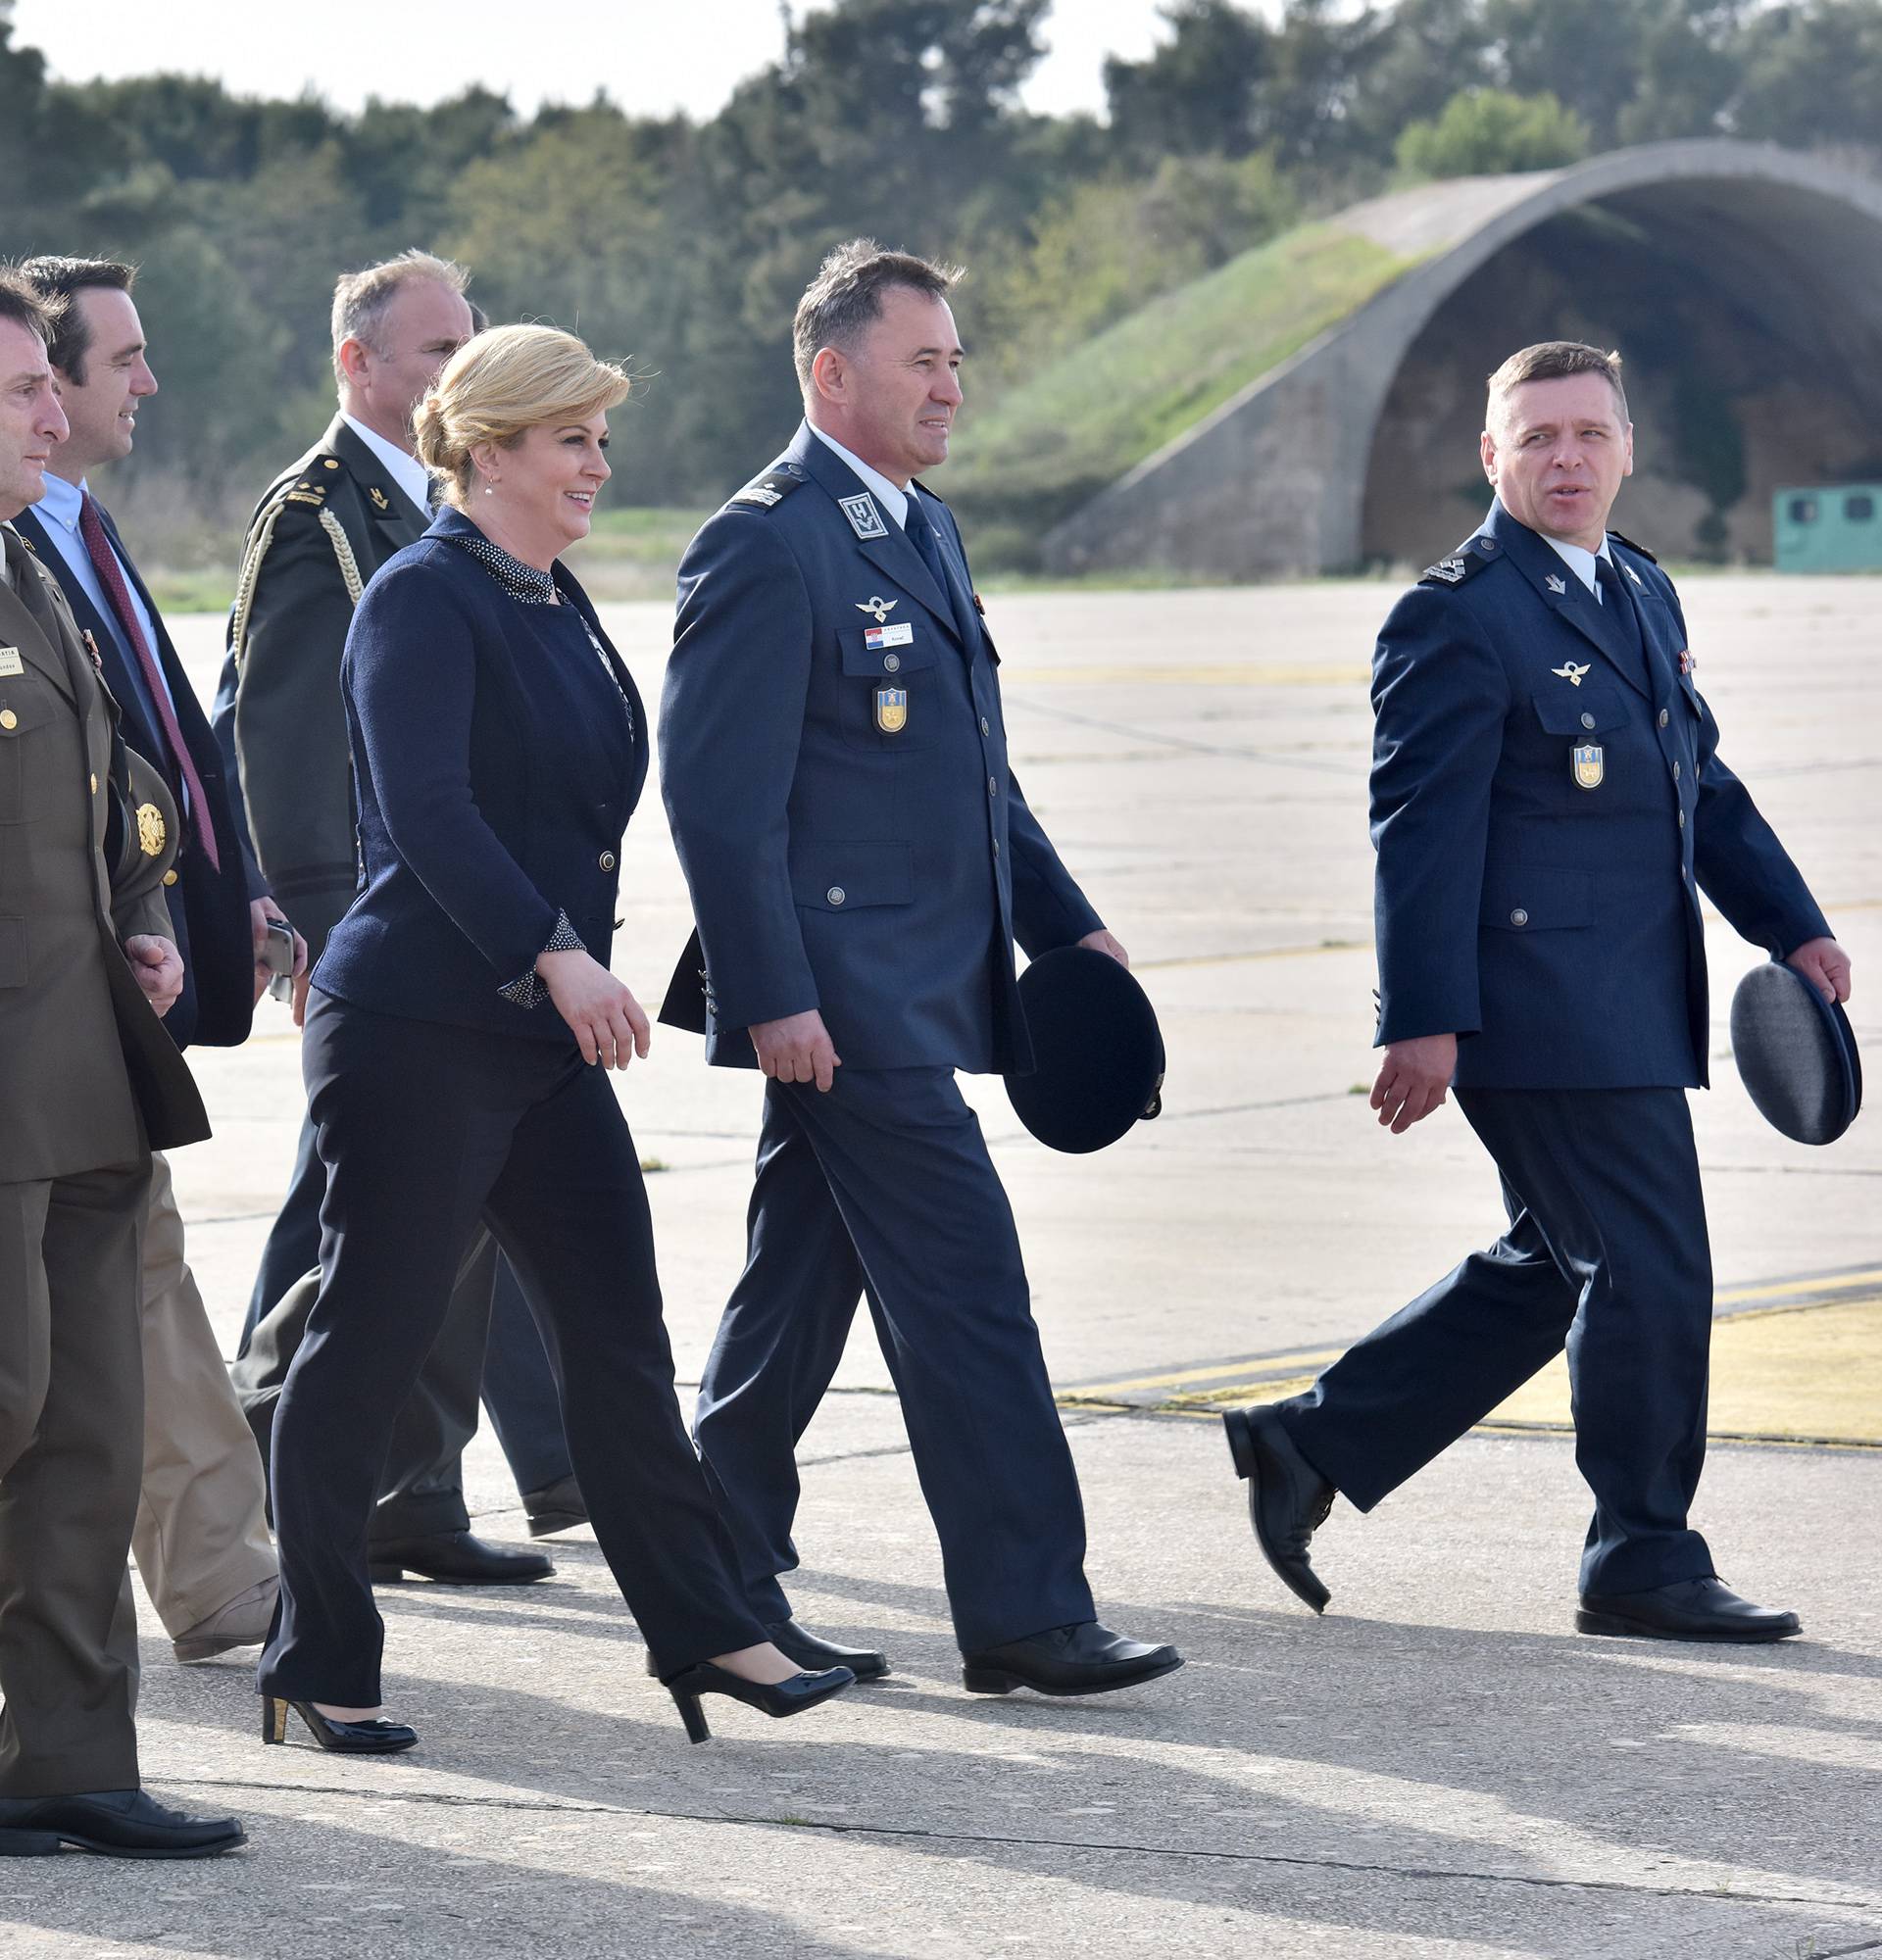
[1551,662,1591,686]
[856,596,898,624]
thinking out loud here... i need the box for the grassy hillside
[948,221,1417,566]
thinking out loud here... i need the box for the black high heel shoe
[662,1661,854,1744]
[262,1695,419,1754]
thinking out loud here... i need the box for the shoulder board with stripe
[1418,550,1490,588]
[728,467,805,511]
[1607,529,1659,564]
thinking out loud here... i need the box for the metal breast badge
[1552,662,1590,686]
[1571,744,1605,791]
[856,596,897,624]
[874,686,909,734]
[136,802,168,856]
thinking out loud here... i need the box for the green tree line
[5,0,1879,559]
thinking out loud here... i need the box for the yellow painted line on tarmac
[1060,1348,1345,1405]
[1715,1268,1882,1310]
[1022,663,1370,688]
[1078,1292,1882,1449]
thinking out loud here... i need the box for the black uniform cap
[1005,947,1165,1154]
[1730,957,1861,1146]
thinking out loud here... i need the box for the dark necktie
[78,491,219,870]
[1595,554,1647,682]
[902,492,974,649]
[901,491,950,594]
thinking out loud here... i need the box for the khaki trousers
[0,1161,148,1797]
[133,1153,275,1637]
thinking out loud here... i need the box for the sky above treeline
[9,0,1274,121]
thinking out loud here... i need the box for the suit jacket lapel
[1485,504,1651,699]
[329,416,430,549]
[14,506,161,753]
[791,427,962,647]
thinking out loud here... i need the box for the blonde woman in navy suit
[257,326,853,1752]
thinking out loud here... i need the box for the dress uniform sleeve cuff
[499,909,585,1008]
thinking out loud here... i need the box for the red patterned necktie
[77,490,219,870]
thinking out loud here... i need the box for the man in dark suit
[0,267,241,1856]
[212,253,577,1580]
[18,255,282,1667]
[659,240,1180,1698]
[1225,341,1851,1643]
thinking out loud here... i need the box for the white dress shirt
[1546,532,1615,601]
[341,414,433,519]
[810,424,910,529]
[33,470,177,713]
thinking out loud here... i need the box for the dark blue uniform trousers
[693,1067,1095,1654]
[236,1107,574,1531]
[259,995,762,1705]
[1278,1087,1715,1598]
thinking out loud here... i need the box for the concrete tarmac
[7,575,1876,1958]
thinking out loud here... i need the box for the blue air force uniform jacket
[659,422,1102,1075]
[1372,500,1829,1090]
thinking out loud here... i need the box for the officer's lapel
[1488,507,1650,699]
[0,531,79,705]
[794,431,962,647]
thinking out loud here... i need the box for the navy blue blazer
[312,509,646,1043]
[1371,500,1829,1090]
[659,421,1103,1074]
[16,500,257,1052]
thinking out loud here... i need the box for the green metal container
[1773,484,1882,571]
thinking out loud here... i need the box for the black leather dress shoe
[368,1531,553,1586]
[1576,1577,1802,1643]
[1223,1404,1334,1613]
[962,1621,1183,1696]
[521,1475,588,1539]
[768,1619,890,1681]
[0,1788,244,1858]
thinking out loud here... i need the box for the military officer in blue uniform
[659,240,1181,1698]
[1226,341,1852,1644]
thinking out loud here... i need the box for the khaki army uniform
[0,522,206,1797]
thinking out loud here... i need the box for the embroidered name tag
[865,622,914,651]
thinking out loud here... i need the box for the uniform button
[1659,709,1670,728]
[1510,907,1529,927]
[163,869,178,887]
[1580,711,1596,730]
[992,838,1000,857]
[980,716,991,737]
[988,776,998,798]
[0,710,15,731]
[322,458,339,470]
[90,773,97,794]
[883,653,901,673]
[826,886,846,906]
[1672,760,1681,780]
[599,850,617,870]
[1677,809,1686,828]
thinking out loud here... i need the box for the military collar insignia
[840,492,889,541]
[1545,572,1568,594]
[1623,561,1644,585]
[369,486,390,512]
[856,596,898,623]
[1552,662,1591,686]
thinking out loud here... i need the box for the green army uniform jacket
[218,415,428,955]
